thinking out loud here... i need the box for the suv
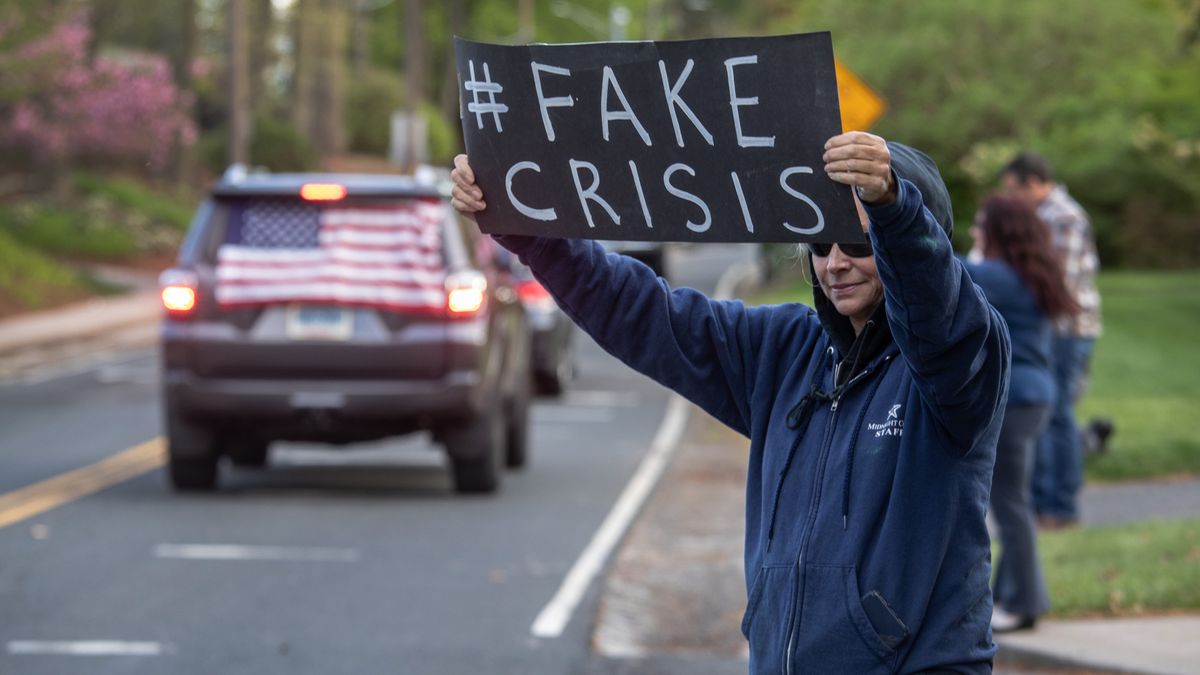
[159,168,531,494]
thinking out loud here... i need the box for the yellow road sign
[835,59,886,132]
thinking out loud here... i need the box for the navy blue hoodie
[492,147,1010,673]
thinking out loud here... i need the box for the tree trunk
[403,0,427,170]
[291,0,314,146]
[228,0,251,166]
[439,0,467,126]
[351,0,369,75]
[518,0,535,43]
[249,0,274,115]
[313,1,347,161]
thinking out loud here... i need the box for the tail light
[515,279,556,312]
[159,269,199,317]
[446,271,487,315]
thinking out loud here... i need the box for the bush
[0,201,138,259]
[199,115,318,176]
[72,172,195,231]
[346,68,405,155]
[425,103,460,166]
[250,115,318,172]
[0,15,195,173]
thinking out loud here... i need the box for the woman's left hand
[823,131,896,206]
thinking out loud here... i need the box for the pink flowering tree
[0,12,196,174]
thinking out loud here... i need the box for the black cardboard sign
[455,32,861,243]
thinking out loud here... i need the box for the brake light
[162,286,196,312]
[300,183,347,201]
[159,269,199,316]
[446,271,487,315]
[515,279,556,312]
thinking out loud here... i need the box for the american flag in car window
[214,198,447,312]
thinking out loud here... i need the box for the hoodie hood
[811,142,954,375]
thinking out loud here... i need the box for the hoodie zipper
[783,363,877,675]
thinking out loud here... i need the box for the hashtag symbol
[465,60,509,132]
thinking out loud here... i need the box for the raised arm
[866,173,1010,454]
[450,155,814,436]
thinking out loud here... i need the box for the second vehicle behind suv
[159,168,531,494]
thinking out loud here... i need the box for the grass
[1079,271,1200,481]
[0,228,90,315]
[1038,518,1200,617]
[0,172,194,316]
[748,269,1200,481]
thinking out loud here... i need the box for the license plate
[286,305,353,341]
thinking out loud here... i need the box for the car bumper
[164,369,482,423]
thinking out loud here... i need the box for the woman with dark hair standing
[967,194,1078,633]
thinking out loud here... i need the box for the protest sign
[454,32,862,244]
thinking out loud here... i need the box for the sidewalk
[592,406,1200,675]
[0,286,160,378]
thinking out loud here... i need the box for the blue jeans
[1032,335,1094,519]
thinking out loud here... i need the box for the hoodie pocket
[793,564,901,673]
[740,565,798,669]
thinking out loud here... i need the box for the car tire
[445,404,504,494]
[506,376,531,469]
[165,405,219,491]
[227,437,270,469]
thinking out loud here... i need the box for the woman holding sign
[452,131,1010,674]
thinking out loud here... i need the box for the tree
[778,0,1200,266]
[292,0,346,160]
[227,0,250,165]
[0,12,196,178]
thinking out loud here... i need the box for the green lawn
[748,270,1200,481]
[1038,518,1200,617]
[1079,272,1200,481]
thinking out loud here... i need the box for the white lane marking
[531,407,617,424]
[7,641,168,656]
[561,390,639,407]
[531,393,689,639]
[153,544,360,562]
[529,256,758,640]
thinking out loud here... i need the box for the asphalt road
[0,244,758,675]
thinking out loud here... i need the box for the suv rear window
[207,197,449,313]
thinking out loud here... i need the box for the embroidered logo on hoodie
[868,404,904,438]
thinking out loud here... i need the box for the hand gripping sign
[454,32,862,244]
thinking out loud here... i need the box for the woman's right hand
[450,154,486,220]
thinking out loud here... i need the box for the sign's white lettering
[530,62,573,142]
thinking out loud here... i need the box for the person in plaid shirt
[1002,152,1106,528]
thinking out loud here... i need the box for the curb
[995,642,1139,674]
[0,290,160,364]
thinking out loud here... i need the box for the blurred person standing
[1001,152,1103,529]
[966,194,1079,632]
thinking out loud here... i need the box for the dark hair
[1001,151,1054,184]
[979,193,1079,318]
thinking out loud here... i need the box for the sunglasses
[809,240,874,258]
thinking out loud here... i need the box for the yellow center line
[0,438,165,530]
